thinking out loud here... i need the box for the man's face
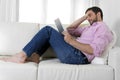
[86,10,98,25]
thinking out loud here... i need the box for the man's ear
[97,12,102,21]
[97,12,101,17]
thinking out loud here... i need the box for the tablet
[55,18,64,33]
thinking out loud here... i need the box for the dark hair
[85,6,103,20]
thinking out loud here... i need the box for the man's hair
[85,6,103,20]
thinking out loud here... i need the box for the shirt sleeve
[90,26,113,57]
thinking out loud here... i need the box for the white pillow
[91,57,105,64]
[91,31,117,64]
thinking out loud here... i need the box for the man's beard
[89,17,97,25]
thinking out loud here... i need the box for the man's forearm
[69,39,93,55]
[67,15,87,30]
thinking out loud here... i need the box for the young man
[0,6,113,64]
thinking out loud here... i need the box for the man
[0,6,113,64]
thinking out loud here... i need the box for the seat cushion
[0,61,38,80]
[38,58,113,80]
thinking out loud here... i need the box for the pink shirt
[68,22,113,62]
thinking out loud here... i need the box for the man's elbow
[86,47,94,55]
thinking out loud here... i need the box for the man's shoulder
[96,22,109,29]
[97,22,108,27]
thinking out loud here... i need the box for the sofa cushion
[0,60,37,80]
[0,22,39,55]
[38,58,113,80]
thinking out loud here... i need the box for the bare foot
[0,51,27,63]
[26,53,40,63]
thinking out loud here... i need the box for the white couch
[0,22,120,80]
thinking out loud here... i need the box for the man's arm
[67,15,88,31]
[69,39,93,55]
[62,31,93,55]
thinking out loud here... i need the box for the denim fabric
[23,26,89,64]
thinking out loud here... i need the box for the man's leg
[0,26,55,63]
[26,42,50,63]
[0,26,51,63]
[26,52,40,63]
[0,51,27,63]
[0,26,88,64]
[46,26,88,64]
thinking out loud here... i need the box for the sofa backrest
[0,22,39,55]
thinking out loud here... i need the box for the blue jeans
[23,26,89,64]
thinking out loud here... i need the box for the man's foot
[26,53,40,63]
[0,51,27,63]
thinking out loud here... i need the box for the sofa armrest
[108,46,120,80]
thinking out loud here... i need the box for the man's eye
[88,14,91,17]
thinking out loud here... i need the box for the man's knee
[44,25,53,29]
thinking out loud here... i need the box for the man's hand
[62,31,93,55]
[62,31,74,44]
[84,13,88,19]
[67,14,88,31]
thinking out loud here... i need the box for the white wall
[100,0,120,46]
